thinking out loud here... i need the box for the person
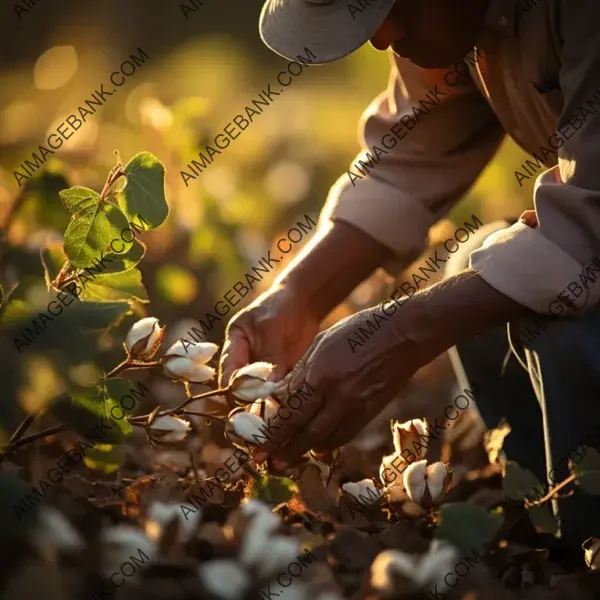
[218,0,600,546]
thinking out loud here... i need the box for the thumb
[219,327,251,388]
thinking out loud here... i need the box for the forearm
[396,269,530,363]
[275,219,392,322]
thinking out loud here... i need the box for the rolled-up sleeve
[321,50,504,266]
[470,0,600,315]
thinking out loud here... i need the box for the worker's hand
[253,300,433,466]
[253,269,527,466]
[218,286,320,387]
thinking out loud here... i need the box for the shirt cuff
[324,173,435,262]
[469,221,600,315]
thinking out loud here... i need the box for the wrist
[395,269,528,358]
[278,219,392,322]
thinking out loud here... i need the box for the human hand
[252,270,527,466]
[218,286,320,388]
[252,301,432,466]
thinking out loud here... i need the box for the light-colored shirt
[323,0,600,315]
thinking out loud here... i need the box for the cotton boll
[402,460,428,504]
[230,362,278,403]
[342,479,382,507]
[583,537,600,570]
[239,510,281,568]
[256,535,300,578]
[146,501,201,543]
[199,559,250,600]
[418,540,460,589]
[249,397,280,421]
[163,340,218,363]
[425,462,452,504]
[101,526,156,577]
[392,418,428,459]
[240,499,276,519]
[163,356,216,383]
[226,411,267,446]
[371,549,416,594]
[125,317,164,359]
[31,507,84,552]
[149,414,191,443]
[379,453,407,488]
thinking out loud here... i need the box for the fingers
[218,327,251,388]
[313,398,383,453]
[270,391,345,464]
[253,368,323,461]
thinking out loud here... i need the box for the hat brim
[259,0,397,65]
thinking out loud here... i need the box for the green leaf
[83,443,127,474]
[96,238,146,274]
[503,461,545,501]
[435,503,504,556]
[572,448,600,495]
[6,289,130,364]
[50,385,129,444]
[64,201,131,268]
[79,269,148,303]
[119,152,168,229]
[103,377,142,424]
[59,186,100,214]
[251,473,298,504]
[40,242,67,287]
[528,506,559,535]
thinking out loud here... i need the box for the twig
[99,169,126,202]
[128,388,229,423]
[178,411,226,425]
[172,385,230,413]
[105,358,162,379]
[525,473,576,509]
[0,424,67,453]
[8,414,36,444]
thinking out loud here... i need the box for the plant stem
[128,388,229,424]
[105,358,162,378]
[100,170,126,202]
[0,424,67,453]
[179,411,226,425]
[525,473,576,509]
[172,386,230,413]
[9,414,36,444]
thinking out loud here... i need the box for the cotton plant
[145,500,201,543]
[370,540,460,597]
[378,418,453,510]
[101,316,285,455]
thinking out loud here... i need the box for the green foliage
[63,197,132,268]
[83,443,127,474]
[79,269,148,303]
[528,506,559,535]
[572,448,600,495]
[503,461,544,501]
[119,152,169,229]
[435,503,504,556]
[0,151,167,446]
[251,473,299,504]
[50,382,131,444]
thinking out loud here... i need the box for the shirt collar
[484,0,519,35]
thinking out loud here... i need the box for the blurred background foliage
[0,0,534,439]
